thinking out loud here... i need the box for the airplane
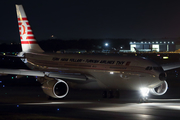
[0,5,173,102]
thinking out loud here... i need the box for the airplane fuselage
[23,52,164,91]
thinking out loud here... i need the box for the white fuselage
[23,52,164,91]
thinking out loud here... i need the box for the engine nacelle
[41,79,69,98]
[150,81,168,96]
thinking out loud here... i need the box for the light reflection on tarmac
[17,99,180,119]
[0,77,180,119]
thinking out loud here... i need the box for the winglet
[16,5,44,53]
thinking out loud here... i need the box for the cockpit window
[153,67,163,71]
[145,66,149,70]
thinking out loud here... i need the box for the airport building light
[105,43,108,46]
[130,44,136,52]
[129,40,175,52]
[152,44,159,52]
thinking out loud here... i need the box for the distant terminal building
[129,40,175,52]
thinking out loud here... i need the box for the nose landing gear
[139,96,148,103]
[139,87,150,103]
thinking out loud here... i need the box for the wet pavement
[0,77,180,120]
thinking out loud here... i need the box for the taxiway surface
[0,77,180,120]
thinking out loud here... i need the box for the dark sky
[1,0,180,42]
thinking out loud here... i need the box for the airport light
[163,56,169,59]
[105,43,108,46]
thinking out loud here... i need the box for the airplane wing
[161,62,180,71]
[0,68,92,81]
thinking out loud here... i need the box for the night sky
[1,0,180,42]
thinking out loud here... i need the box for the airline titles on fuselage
[52,57,130,66]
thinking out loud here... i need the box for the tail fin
[16,5,44,53]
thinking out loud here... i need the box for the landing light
[140,87,149,97]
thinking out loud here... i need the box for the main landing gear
[102,90,120,98]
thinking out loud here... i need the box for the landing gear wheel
[107,91,114,98]
[102,90,114,98]
[102,91,107,98]
[139,97,148,103]
[114,91,120,98]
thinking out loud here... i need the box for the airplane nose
[159,72,167,81]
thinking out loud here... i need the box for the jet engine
[150,81,168,95]
[41,79,69,98]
